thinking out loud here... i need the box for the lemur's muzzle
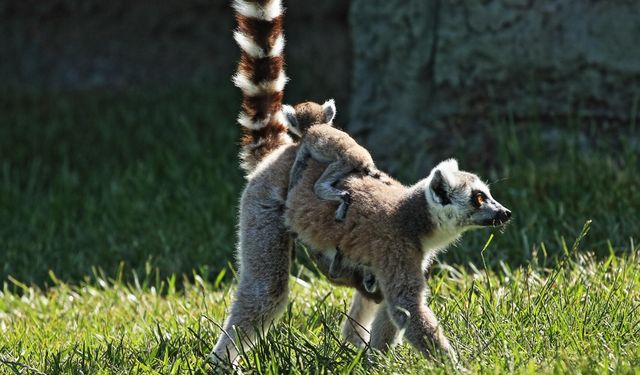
[496,208,512,224]
[472,200,512,227]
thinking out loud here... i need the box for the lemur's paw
[335,192,351,221]
[334,207,346,222]
[366,168,393,185]
[363,274,378,293]
[341,191,351,204]
[207,353,241,375]
[363,166,381,179]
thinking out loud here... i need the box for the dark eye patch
[471,190,486,208]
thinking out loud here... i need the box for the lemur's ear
[429,170,452,205]
[429,159,458,205]
[322,99,336,124]
[282,104,301,137]
[436,158,459,172]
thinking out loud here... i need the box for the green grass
[1,85,639,373]
[1,84,243,285]
[1,232,639,373]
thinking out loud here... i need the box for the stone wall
[350,0,640,170]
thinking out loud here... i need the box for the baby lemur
[283,99,385,222]
[283,99,381,295]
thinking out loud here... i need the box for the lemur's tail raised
[232,0,291,174]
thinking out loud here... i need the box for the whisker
[489,176,511,185]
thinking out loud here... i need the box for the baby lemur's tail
[232,0,291,173]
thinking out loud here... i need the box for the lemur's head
[282,99,336,137]
[425,159,511,230]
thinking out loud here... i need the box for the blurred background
[1,0,638,286]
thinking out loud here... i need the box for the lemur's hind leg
[313,161,355,221]
[370,301,402,350]
[210,198,292,367]
[289,144,311,191]
[342,292,381,348]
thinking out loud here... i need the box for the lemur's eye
[473,192,485,207]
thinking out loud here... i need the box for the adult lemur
[211,0,512,366]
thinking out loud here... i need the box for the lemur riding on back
[283,99,382,294]
[283,99,386,222]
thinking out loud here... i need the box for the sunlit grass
[1,233,639,373]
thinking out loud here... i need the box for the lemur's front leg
[289,144,311,191]
[373,257,457,362]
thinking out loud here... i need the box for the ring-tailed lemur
[210,0,512,367]
[286,158,511,358]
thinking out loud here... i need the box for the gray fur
[211,147,511,366]
[216,2,511,364]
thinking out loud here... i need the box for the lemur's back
[285,158,409,262]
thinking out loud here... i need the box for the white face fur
[425,159,511,231]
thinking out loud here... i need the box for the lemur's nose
[500,209,512,222]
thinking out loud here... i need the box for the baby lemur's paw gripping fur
[365,167,381,179]
[363,273,378,293]
[335,191,351,222]
[365,167,393,186]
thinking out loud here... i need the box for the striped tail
[232,0,291,174]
